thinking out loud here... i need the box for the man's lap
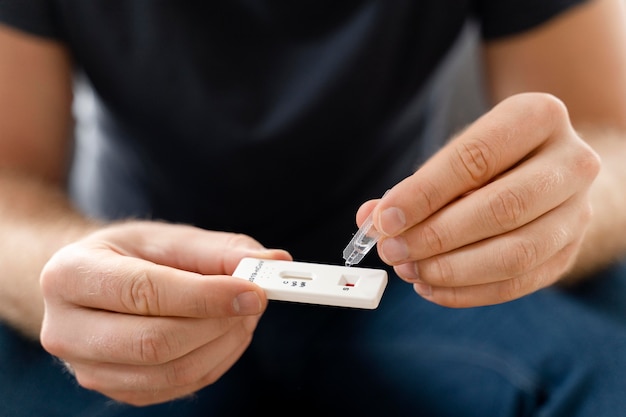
[2,261,625,416]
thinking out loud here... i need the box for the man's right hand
[39,221,291,406]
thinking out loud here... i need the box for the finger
[412,241,580,308]
[41,305,248,365]
[90,221,292,275]
[379,138,593,263]
[355,198,381,226]
[395,192,591,288]
[70,316,257,406]
[373,94,571,236]
[42,246,268,317]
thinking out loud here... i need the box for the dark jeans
[2,261,625,416]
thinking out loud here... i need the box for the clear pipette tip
[342,212,381,267]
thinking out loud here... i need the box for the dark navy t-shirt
[0,1,586,264]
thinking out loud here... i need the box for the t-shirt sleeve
[474,0,590,40]
[0,0,62,39]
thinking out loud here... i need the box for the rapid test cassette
[233,258,388,309]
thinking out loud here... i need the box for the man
[1,0,625,415]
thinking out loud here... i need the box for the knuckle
[522,92,569,130]
[226,233,260,250]
[165,358,202,388]
[513,93,569,139]
[419,223,446,254]
[39,244,83,295]
[574,143,601,181]
[133,327,173,364]
[122,269,161,315]
[39,326,66,357]
[532,167,564,195]
[454,138,497,184]
[73,372,101,392]
[429,286,465,308]
[538,92,569,120]
[189,291,212,317]
[168,322,252,389]
[442,287,463,308]
[549,224,572,249]
[488,188,527,230]
[39,259,63,296]
[497,276,526,303]
[414,177,444,214]
[425,256,456,287]
[501,238,539,276]
[78,370,165,407]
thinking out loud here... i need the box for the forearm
[564,128,626,282]
[0,173,101,339]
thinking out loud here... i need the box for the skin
[363,0,626,307]
[40,222,291,405]
[0,0,625,407]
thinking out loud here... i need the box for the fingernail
[380,207,406,236]
[233,291,262,315]
[396,262,420,281]
[381,237,409,263]
[413,282,432,297]
[246,248,273,257]
[247,248,289,259]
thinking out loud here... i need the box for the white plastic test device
[233,258,388,309]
